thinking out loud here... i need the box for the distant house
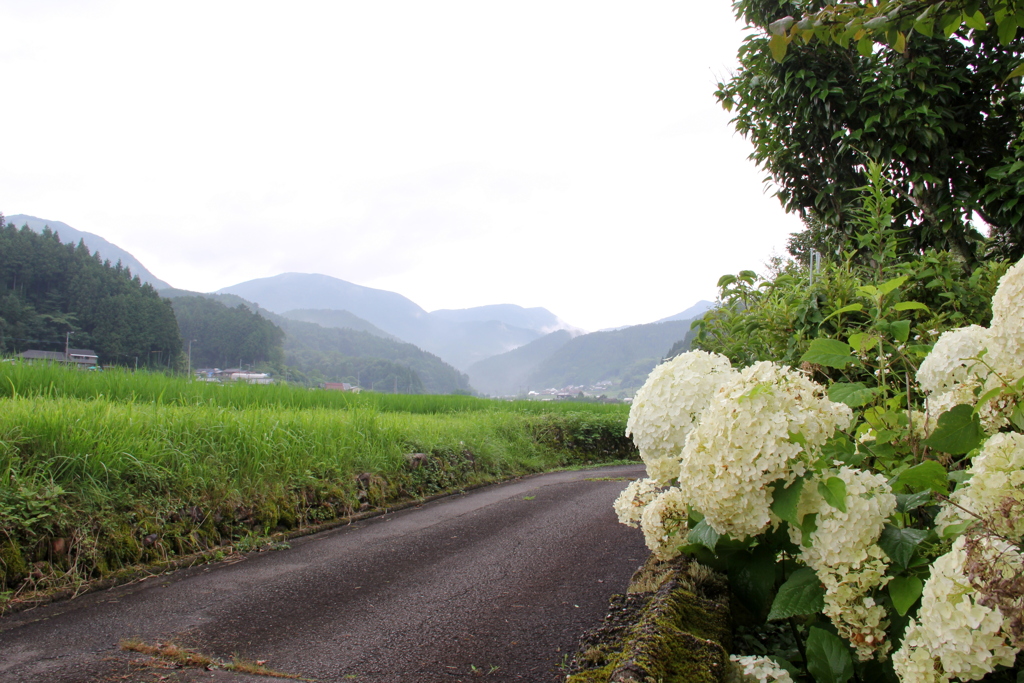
[18,348,100,369]
[321,382,360,393]
[228,372,273,385]
[192,368,273,384]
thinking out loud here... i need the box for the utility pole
[187,339,197,377]
[65,331,70,360]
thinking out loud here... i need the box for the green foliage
[277,315,471,394]
[805,627,854,683]
[694,250,1006,376]
[170,296,285,370]
[0,217,183,367]
[525,319,696,394]
[717,1,1024,261]
[0,362,635,597]
[160,290,473,395]
[767,568,826,620]
[666,175,1024,680]
[920,403,985,453]
[0,361,629,416]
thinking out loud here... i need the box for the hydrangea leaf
[948,469,972,487]
[889,576,924,616]
[879,524,929,569]
[770,477,804,525]
[1011,403,1024,432]
[806,626,854,683]
[687,518,720,552]
[821,435,862,466]
[941,520,973,539]
[800,512,818,547]
[894,460,948,494]
[729,543,778,618]
[921,404,984,455]
[895,490,932,513]
[801,339,859,369]
[818,476,848,513]
[890,319,912,343]
[767,567,825,621]
[828,382,881,408]
[848,332,880,354]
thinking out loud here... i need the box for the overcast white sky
[2,1,804,332]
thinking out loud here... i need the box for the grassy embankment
[0,362,636,608]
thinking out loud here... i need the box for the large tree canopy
[718,0,1024,263]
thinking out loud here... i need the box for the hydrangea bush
[617,257,1024,682]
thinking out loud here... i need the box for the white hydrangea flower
[983,260,1024,424]
[990,256,1024,332]
[892,535,1020,683]
[626,350,735,484]
[726,655,793,683]
[915,258,1023,436]
[792,467,896,660]
[679,362,853,539]
[917,325,991,395]
[638,486,689,560]
[936,433,1024,539]
[613,477,663,528]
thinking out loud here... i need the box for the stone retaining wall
[566,556,732,683]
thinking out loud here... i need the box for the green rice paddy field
[0,362,636,607]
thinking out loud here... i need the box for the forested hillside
[467,329,574,396]
[217,273,554,370]
[160,289,471,394]
[525,319,694,394]
[9,214,171,289]
[0,216,182,367]
[281,308,397,340]
[169,296,285,369]
[276,317,472,394]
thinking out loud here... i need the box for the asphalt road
[0,464,648,683]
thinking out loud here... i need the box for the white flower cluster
[626,351,734,484]
[680,362,853,539]
[935,432,1024,538]
[726,655,793,683]
[613,477,663,528]
[916,325,990,395]
[892,535,1021,683]
[793,467,896,660]
[917,257,1024,432]
[638,487,690,559]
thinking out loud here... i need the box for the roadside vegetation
[605,0,1024,677]
[0,362,634,610]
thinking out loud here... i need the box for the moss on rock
[567,555,732,683]
[0,538,30,588]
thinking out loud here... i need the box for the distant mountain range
[467,318,701,397]
[7,214,716,395]
[281,309,398,341]
[217,273,571,371]
[654,300,715,323]
[8,214,171,289]
[161,289,471,394]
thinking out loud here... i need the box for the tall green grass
[0,361,629,415]
[0,362,636,602]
